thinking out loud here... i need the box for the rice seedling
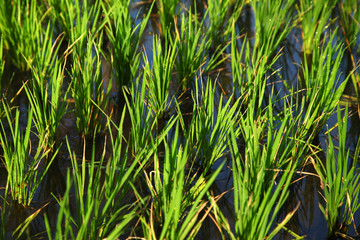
[251,0,296,57]
[174,8,227,91]
[192,80,240,173]
[45,102,177,238]
[297,0,336,56]
[45,111,138,239]
[24,22,68,152]
[0,0,45,71]
[103,0,153,88]
[228,125,298,240]
[140,122,225,239]
[311,106,360,238]
[71,34,111,137]
[0,103,56,206]
[300,31,349,135]
[231,25,282,118]
[206,0,232,47]
[338,1,360,97]
[338,1,360,51]
[48,0,103,61]
[156,0,178,36]
[145,34,177,119]
[124,74,156,155]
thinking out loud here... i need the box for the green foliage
[0,0,44,70]
[140,122,224,239]
[192,80,240,173]
[175,8,227,91]
[157,0,178,36]
[251,0,296,55]
[24,22,68,151]
[300,31,349,134]
[48,0,103,61]
[145,34,178,118]
[0,104,56,206]
[206,0,232,46]
[103,1,153,87]
[124,75,156,155]
[71,34,111,137]
[228,126,297,240]
[297,0,336,55]
[312,106,360,237]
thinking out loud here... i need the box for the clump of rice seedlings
[0,0,44,71]
[228,124,297,239]
[192,80,240,174]
[45,112,137,239]
[48,0,102,61]
[300,31,349,135]
[206,0,232,47]
[103,0,152,88]
[231,24,282,117]
[24,22,68,152]
[145,34,177,119]
[157,0,178,36]
[338,1,360,96]
[297,0,336,56]
[311,106,360,238]
[339,1,360,52]
[251,0,296,56]
[140,122,224,239]
[71,34,111,138]
[46,105,175,239]
[174,8,227,92]
[124,75,156,155]
[0,104,56,206]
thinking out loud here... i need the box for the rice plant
[157,0,178,36]
[192,80,240,173]
[124,74,156,155]
[0,0,44,71]
[206,0,232,47]
[71,34,111,137]
[300,31,349,135]
[297,0,336,56]
[140,122,225,239]
[0,103,56,206]
[145,34,178,119]
[175,8,227,91]
[311,106,360,238]
[24,22,68,152]
[251,0,296,56]
[48,0,102,61]
[46,110,137,239]
[338,0,360,97]
[103,0,153,88]
[228,125,297,240]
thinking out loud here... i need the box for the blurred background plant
[156,0,178,36]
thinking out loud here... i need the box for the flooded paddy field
[0,0,360,239]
